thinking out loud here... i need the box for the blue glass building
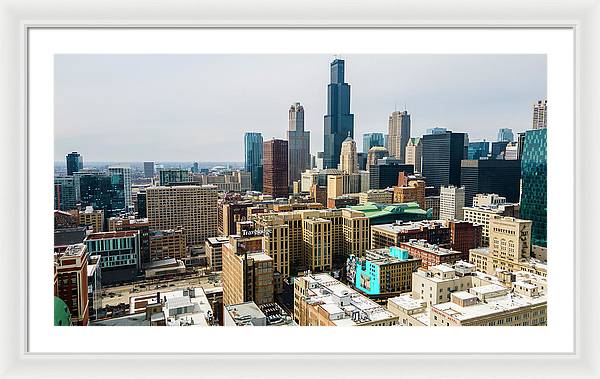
[363,133,385,153]
[520,128,547,247]
[467,141,490,160]
[244,132,263,191]
[497,128,514,142]
[78,170,126,218]
[66,151,83,176]
[491,141,510,159]
[323,59,354,168]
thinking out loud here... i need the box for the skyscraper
[78,170,126,218]
[388,110,411,161]
[244,132,263,192]
[421,131,468,189]
[460,159,521,206]
[108,166,132,209]
[467,141,490,160]
[520,128,547,247]
[440,186,465,221]
[405,137,422,173]
[362,133,385,153]
[340,135,358,174]
[143,161,155,178]
[323,59,354,169]
[497,128,514,142]
[263,139,289,199]
[287,102,311,187]
[491,141,510,159]
[532,100,548,130]
[66,152,83,176]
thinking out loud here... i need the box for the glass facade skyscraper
[520,128,547,247]
[422,131,468,190]
[79,170,126,218]
[497,128,514,142]
[66,151,83,176]
[467,141,490,160]
[287,102,311,187]
[244,132,263,192]
[460,159,521,206]
[363,133,385,153]
[323,59,354,169]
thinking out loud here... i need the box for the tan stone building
[302,217,332,272]
[146,184,218,245]
[393,180,425,209]
[205,236,229,271]
[341,209,370,258]
[71,206,104,233]
[149,228,187,261]
[262,223,290,293]
[463,203,520,245]
[222,235,274,306]
[359,189,393,205]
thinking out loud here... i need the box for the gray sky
[55,54,546,162]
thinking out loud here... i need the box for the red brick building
[399,240,464,269]
[447,220,482,260]
[54,244,89,326]
[263,139,289,199]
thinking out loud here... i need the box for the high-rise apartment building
[323,59,354,169]
[66,151,83,176]
[520,128,547,247]
[340,135,359,174]
[54,244,89,325]
[362,133,385,153]
[532,99,548,129]
[54,176,77,211]
[263,139,289,199]
[262,223,290,293]
[405,137,422,173]
[244,132,264,192]
[143,161,155,178]
[146,184,218,245]
[287,102,311,187]
[497,128,514,142]
[460,159,521,206]
[108,166,132,208]
[422,131,468,189]
[387,110,411,161]
[302,217,332,272]
[439,186,465,221]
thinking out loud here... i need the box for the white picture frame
[1,0,598,378]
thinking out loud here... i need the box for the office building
[84,231,141,284]
[425,195,440,219]
[287,102,311,187]
[108,166,132,208]
[263,139,289,199]
[146,185,218,245]
[447,220,482,256]
[222,235,274,306]
[399,240,464,268]
[294,273,399,326]
[149,228,186,261]
[54,244,89,325]
[367,146,389,167]
[78,170,126,218]
[136,191,147,218]
[460,159,521,206]
[219,201,252,237]
[323,59,354,169]
[504,142,519,160]
[370,220,451,249]
[158,168,190,186]
[54,176,77,211]
[520,128,547,247]
[467,141,490,160]
[387,110,411,161]
[363,133,385,153]
[340,135,359,174]
[302,217,332,272]
[205,236,229,271]
[369,160,414,190]
[440,185,465,220]
[244,132,264,192]
[497,128,514,142]
[347,247,421,295]
[108,217,151,264]
[532,99,548,129]
[359,189,393,205]
[143,161,155,178]
[262,223,290,293]
[426,127,447,135]
[393,179,426,209]
[405,137,422,173]
[74,206,104,233]
[463,199,519,245]
[491,141,509,159]
[66,151,83,176]
[421,131,468,189]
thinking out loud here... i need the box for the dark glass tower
[421,131,468,190]
[460,159,521,206]
[323,59,354,169]
[66,152,83,176]
[520,128,547,247]
[244,132,264,192]
[78,170,126,218]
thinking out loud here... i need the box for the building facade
[244,132,264,192]
[287,102,311,187]
[263,139,289,199]
[405,137,422,173]
[108,166,132,208]
[363,132,385,153]
[149,229,187,261]
[158,168,190,186]
[532,99,548,129]
[440,185,465,221]
[460,159,521,207]
[340,136,359,174]
[54,244,89,325]
[421,131,468,189]
[143,161,155,178]
[66,151,83,176]
[84,231,141,285]
[520,128,547,247]
[387,110,411,161]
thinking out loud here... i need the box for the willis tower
[323,59,354,169]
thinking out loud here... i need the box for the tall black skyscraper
[460,159,521,206]
[323,59,354,169]
[66,151,83,176]
[421,131,468,189]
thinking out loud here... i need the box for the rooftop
[402,240,462,256]
[371,220,446,234]
[85,230,139,240]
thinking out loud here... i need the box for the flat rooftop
[85,230,139,240]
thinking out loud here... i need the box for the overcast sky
[55,54,546,162]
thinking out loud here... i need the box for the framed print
[1,0,599,378]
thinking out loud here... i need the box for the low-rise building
[149,228,187,261]
[224,301,295,326]
[359,189,393,205]
[399,239,465,268]
[205,236,229,271]
[463,202,519,245]
[84,230,141,285]
[370,220,451,249]
[54,244,89,326]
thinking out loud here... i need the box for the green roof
[54,296,72,326]
[351,202,430,219]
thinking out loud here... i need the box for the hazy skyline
[55,54,546,162]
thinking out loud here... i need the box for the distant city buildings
[158,168,190,186]
[244,132,264,192]
[421,131,468,189]
[323,59,354,169]
[387,110,411,162]
[143,161,155,178]
[362,132,385,153]
[340,135,359,174]
[532,99,548,129]
[108,166,132,208]
[263,139,289,199]
[66,151,83,176]
[520,128,547,247]
[287,102,311,187]
[497,128,514,142]
[460,159,521,206]
[405,137,422,173]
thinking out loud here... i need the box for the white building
[440,185,465,220]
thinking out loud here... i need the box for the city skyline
[55,54,546,162]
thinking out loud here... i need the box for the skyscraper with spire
[340,134,358,174]
[388,110,411,162]
[287,102,310,187]
[323,59,354,169]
